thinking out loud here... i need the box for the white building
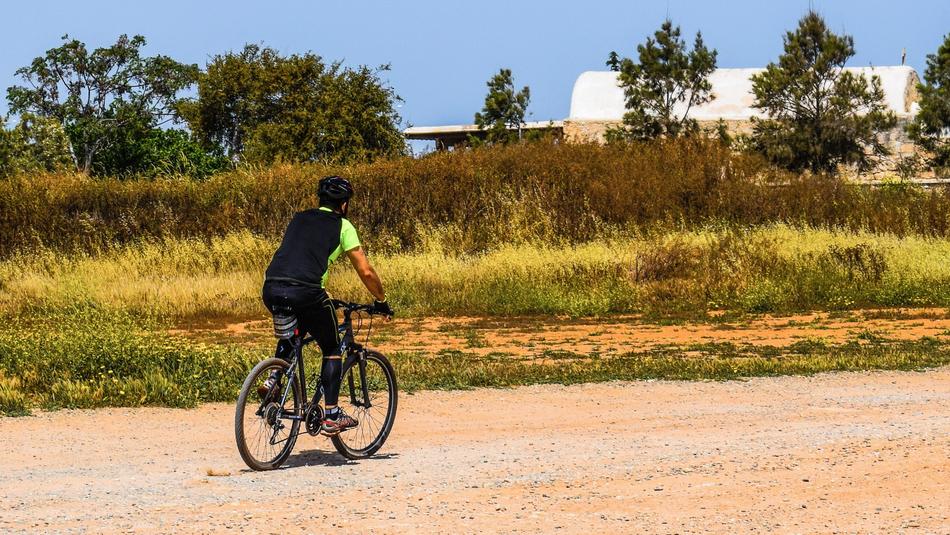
[564,66,920,155]
[406,66,921,156]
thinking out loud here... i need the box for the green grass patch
[0,309,257,415]
[2,308,947,416]
[393,338,950,392]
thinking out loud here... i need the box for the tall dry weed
[4,140,949,258]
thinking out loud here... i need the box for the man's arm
[346,247,386,302]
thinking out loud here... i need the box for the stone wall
[564,119,758,143]
[562,120,612,143]
[566,118,912,144]
[564,117,920,177]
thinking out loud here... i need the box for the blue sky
[2,0,948,135]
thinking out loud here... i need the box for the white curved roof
[568,66,919,121]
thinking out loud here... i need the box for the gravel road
[1,368,948,534]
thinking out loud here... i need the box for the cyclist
[260,175,392,435]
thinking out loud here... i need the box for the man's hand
[372,299,394,317]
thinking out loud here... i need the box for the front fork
[347,348,372,409]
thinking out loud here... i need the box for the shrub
[4,140,950,258]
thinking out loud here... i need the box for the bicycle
[234,299,397,470]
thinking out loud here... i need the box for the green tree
[606,51,621,72]
[0,113,74,176]
[178,44,405,164]
[473,68,531,145]
[749,12,896,174]
[92,128,229,179]
[907,33,950,172]
[6,34,198,175]
[0,125,10,175]
[606,20,717,141]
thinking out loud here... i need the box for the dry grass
[3,225,950,321]
[3,140,950,258]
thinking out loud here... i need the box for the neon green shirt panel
[320,207,361,287]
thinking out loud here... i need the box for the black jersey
[264,207,361,288]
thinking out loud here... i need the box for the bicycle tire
[331,350,398,460]
[235,358,302,471]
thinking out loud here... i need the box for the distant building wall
[408,67,923,171]
[565,67,922,168]
[404,121,564,151]
[564,119,756,143]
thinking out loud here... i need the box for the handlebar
[331,299,388,316]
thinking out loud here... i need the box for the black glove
[372,299,394,317]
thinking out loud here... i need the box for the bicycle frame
[270,302,372,424]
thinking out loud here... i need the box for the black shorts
[262,281,340,357]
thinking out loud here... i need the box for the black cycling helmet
[317,175,354,203]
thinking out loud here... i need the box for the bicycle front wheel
[235,358,302,471]
[331,350,398,459]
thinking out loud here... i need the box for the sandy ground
[178,308,950,358]
[1,368,948,534]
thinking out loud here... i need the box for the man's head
[317,175,354,215]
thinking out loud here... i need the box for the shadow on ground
[278,448,399,469]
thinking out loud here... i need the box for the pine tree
[749,11,896,174]
[606,20,717,141]
[606,51,621,72]
[474,69,531,145]
[907,33,950,173]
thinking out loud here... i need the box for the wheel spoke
[334,354,396,456]
[237,361,301,469]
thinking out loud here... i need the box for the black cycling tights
[263,281,344,406]
[270,339,343,406]
[320,358,343,406]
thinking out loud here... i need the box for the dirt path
[179,308,950,358]
[1,369,948,534]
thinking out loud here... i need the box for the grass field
[3,225,950,321]
[3,224,950,415]
[4,143,950,415]
[2,304,948,416]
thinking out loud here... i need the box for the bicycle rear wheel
[235,358,302,470]
[331,350,398,459]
